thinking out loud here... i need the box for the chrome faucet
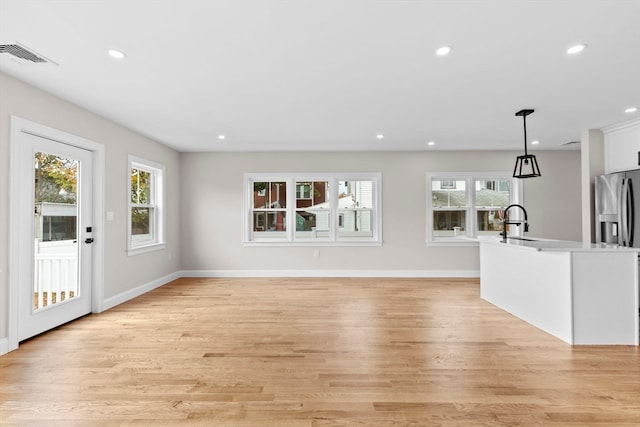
[501,204,529,242]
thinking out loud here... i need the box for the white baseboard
[180,269,480,278]
[0,338,9,356]
[102,271,182,311]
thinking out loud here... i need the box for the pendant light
[513,109,541,178]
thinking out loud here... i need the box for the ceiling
[1,0,639,153]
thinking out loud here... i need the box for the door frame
[8,116,105,352]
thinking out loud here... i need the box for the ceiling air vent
[0,42,57,65]
[562,140,581,147]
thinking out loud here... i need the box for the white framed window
[244,172,382,246]
[426,172,522,245]
[128,155,165,255]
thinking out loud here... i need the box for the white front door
[16,132,94,341]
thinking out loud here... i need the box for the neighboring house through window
[128,155,165,254]
[427,172,522,244]
[296,182,312,200]
[245,173,382,245]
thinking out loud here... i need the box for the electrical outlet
[314,250,320,257]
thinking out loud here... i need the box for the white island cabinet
[479,237,639,345]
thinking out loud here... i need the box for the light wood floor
[1,277,639,426]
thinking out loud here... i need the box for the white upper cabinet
[604,119,640,173]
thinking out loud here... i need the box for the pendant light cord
[522,115,528,156]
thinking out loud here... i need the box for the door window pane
[33,152,79,310]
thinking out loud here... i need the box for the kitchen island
[479,236,639,345]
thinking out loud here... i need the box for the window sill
[127,242,166,256]
[244,240,383,247]
[427,236,480,247]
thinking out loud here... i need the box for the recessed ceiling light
[436,46,452,56]
[567,44,587,55]
[427,141,436,146]
[625,107,638,113]
[108,49,126,59]
[531,140,540,145]
[376,134,384,140]
[218,134,226,140]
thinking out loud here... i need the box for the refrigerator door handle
[621,178,629,246]
[627,178,634,247]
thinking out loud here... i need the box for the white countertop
[479,235,639,345]
[477,235,640,252]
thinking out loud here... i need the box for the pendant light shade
[513,109,541,178]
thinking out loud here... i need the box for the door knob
[84,238,94,244]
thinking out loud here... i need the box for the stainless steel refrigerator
[595,169,640,247]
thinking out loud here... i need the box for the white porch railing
[33,253,78,309]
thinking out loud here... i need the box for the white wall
[179,150,582,275]
[0,72,181,343]
[522,149,583,241]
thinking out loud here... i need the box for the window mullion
[330,177,338,241]
[287,178,295,242]
[149,171,156,206]
[468,176,475,237]
[247,178,255,241]
[373,175,380,241]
